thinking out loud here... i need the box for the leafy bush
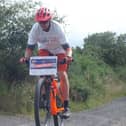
[0,81,34,114]
[69,51,113,102]
[114,66,126,82]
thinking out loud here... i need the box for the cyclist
[20,7,72,118]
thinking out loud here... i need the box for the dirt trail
[0,97,126,126]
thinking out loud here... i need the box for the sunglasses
[39,21,49,24]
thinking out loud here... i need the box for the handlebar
[59,58,74,64]
[24,57,74,66]
[20,56,74,76]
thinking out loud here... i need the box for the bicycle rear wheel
[34,78,54,126]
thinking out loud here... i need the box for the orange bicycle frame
[50,79,64,115]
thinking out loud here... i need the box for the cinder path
[0,97,126,126]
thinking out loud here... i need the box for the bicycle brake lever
[59,58,67,64]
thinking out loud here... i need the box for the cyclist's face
[39,21,50,31]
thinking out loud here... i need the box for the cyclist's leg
[58,71,69,101]
[57,53,71,118]
[57,53,69,100]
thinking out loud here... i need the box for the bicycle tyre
[53,114,64,126]
[34,78,52,126]
[53,115,59,126]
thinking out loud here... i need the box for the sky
[33,0,126,47]
[34,0,126,46]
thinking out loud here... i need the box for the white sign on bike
[29,56,57,76]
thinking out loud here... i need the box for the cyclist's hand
[19,57,27,63]
[65,56,73,64]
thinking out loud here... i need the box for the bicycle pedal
[60,114,70,119]
[61,109,71,119]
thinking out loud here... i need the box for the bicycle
[28,56,71,126]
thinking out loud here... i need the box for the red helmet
[35,7,52,22]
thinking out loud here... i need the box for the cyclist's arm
[56,24,72,57]
[62,43,72,57]
[25,23,38,59]
[57,24,72,57]
[24,45,35,60]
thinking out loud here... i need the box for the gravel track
[0,97,126,126]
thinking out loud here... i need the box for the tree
[83,32,126,67]
[0,0,38,85]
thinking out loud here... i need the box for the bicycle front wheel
[34,78,54,126]
[34,77,64,126]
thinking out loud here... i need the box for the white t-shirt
[27,20,69,54]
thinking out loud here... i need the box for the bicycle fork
[50,79,64,115]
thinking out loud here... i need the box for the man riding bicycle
[20,7,72,118]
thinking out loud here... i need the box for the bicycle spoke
[44,113,56,126]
